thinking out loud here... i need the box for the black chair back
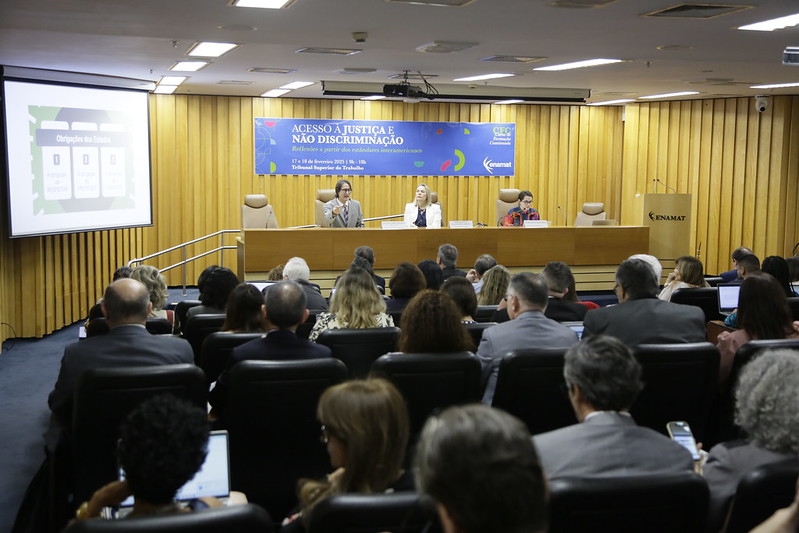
[316,327,400,377]
[464,322,496,348]
[307,492,442,533]
[724,459,799,533]
[226,358,348,521]
[85,317,173,337]
[296,313,317,340]
[631,343,719,443]
[371,352,481,441]
[671,287,723,322]
[62,504,272,533]
[548,472,709,533]
[473,305,497,323]
[704,276,724,287]
[174,300,201,334]
[200,331,264,383]
[182,314,226,363]
[71,364,207,505]
[388,310,403,326]
[789,297,799,321]
[491,348,576,435]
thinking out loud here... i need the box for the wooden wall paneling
[715,99,736,269]
[53,235,64,328]
[705,100,725,269]
[753,105,773,255]
[785,97,799,255]
[766,96,788,256]
[729,99,749,261]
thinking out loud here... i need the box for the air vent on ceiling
[481,55,546,63]
[386,0,476,6]
[547,0,618,7]
[218,80,255,85]
[683,78,753,86]
[295,47,361,55]
[340,68,378,74]
[416,41,477,53]
[248,67,296,74]
[643,3,752,19]
[387,72,438,80]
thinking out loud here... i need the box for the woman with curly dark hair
[398,290,474,353]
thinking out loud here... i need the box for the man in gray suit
[477,272,578,404]
[533,335,694,479]
[323,179,363,228]
[583,258,706,345]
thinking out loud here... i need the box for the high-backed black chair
[371,352,481,441]
[491,348,576,435]
[548,472,709,533]
[85,317,173,337]
[182,314,226,363]
[464,321,495,348]
[388,310,403,326]
[316,327,400,377]
[174,300,201,334]
[704,276,724,287]
[671,287,723,322]
[62,504,272,533]
[307,492,442,533]
[71,364,207,505]
[723,459,799,533]
[788,297,799,320]
[225,358,348,521]
[200,331,264,383]
[296,313,317,340]
[473,305,497,323]
[630,343,719,443]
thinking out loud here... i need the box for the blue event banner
[254,118,515,176]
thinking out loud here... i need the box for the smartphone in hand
[667,421,701,461]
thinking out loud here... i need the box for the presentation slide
[3,79,152,237]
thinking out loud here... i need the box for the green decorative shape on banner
[414,161,425,167]
[453,149,466,171]
[464,128,471,134]
[270,161,276,173]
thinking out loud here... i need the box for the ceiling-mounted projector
[383,83,432,99]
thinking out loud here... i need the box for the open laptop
[113,430,231,517]
[561,321,585,340]
[717,283,741,316]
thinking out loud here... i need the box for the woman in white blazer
[404,183,441,229]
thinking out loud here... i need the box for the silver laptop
[717,283,741,316]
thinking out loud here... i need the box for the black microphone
[557,205,568,226]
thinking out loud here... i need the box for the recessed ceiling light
[154,85,178,94]
[249,67,296,74]
[738,12,799,31]
[296,47,361,55]
[217,25,257,32]
[361,95,386,100]
[750,82,799,89]
[231,0,294,7]
[453,73,514,82]
[386,0,476,6]
[639,91,700,99]
[494,99,524,104]
[481,55,547,63]
[341,68,378,74]
[534,58,623,71]
[170,61,208,72]
[656,45,694,51]
[587,99,635,106]
[217,80,255,85]
[279,81,314,90]
[187,42,239,58]
[261,89,291,97]
[158,76,187,85]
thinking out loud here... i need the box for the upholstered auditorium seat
[86,317,172,337]
[464,321,496,348]
[316,327,400,378]
[473,305,498,323]
[182,314,226,364]
[241,193,279,229]
[671,287,723,322]
[71,364,207,505]
[573,202,607,226]
[495,188,520,226]
[491,348,576,435]
[723,459,799,533]
[295,312,317,340]
[174,300,201,334]
[200,331,264,383]
[307,492,441,533]
[225,358,348,521]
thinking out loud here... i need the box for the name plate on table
[449,220,474,229]
[381,221,407,230]
[523,220,550,228]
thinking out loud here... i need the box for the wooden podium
[642,193,692,261]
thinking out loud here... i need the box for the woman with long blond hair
[309,267,393,341]
[403,183,442,229]
[658,255,709,302]
[477,264,511,306]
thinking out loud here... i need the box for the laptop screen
[119,430,230,507]
[717,284,741,313]
[561,321,585,340]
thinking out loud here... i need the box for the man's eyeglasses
[340,188,352,193]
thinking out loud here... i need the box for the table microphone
[557,205,568,226]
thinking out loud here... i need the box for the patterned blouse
[309,312,394,342]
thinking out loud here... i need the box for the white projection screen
[2,78,152,237]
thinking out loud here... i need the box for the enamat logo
[483,157,511,174]
[648,211,686,221]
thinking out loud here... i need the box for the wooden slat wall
[620,96,799,276]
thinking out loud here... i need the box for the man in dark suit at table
[210,280,331,416]
[323,179,363,228]
[583,258,706,346]
[533,335,694,479]
[437,243,467,280]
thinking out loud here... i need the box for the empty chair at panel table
[371,351,481,441]
[464,321,496,348]
[241,193,279,229]
[71,364,208,506]
[62,504,272,533]
[225,358,348,522]
[573,202,607,226]
[307,492,442,533]
[548,472,709,533]
[671,287,723,322]
[722,459,799,533]
[630,343,719,444]
[182,314,226,364]
[200,331,265,383]
[491,348,576,436]
[316,327,400,378]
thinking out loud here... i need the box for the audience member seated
[703,349,799,531]
[731,253,761,284]
[386,262,426,313]
[762,255,798,297]
[658,255,710,302]
[221,283,267,333]
[130,265,174,325]
[716,275,799,383]
[280,257,328,312]
[415,404,547,533]
[397,290,474,353]
[186,266,239,321]
[533,335,694,479]
[562,272,600,310]
[477,265,510,307]
[465,254,497,294]
[71,395,226,521]
[417,259,443,290]
[720,246,754,283]
[628,253,663,284]
[436,244,467,281]
[47,279,194,448]
[210,280,331,416]
[267,263,284,281]
[354,246,386,293]
[441,277,478,323]
[281,378,410,533]
[540,261,588,321]
[309,267,394,342]
[478,273,578,404]
[86,265,135,327]
[788,256,799,294]
[583,259,706,346]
